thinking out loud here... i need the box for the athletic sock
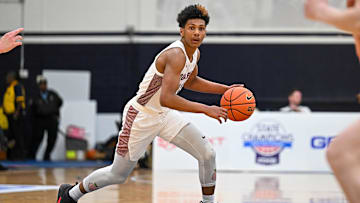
[69,184,85,201]
[202,194,215,203]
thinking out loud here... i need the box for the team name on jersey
[180,72,192,81]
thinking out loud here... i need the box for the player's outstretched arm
[348,0,360,60]
[0,28,24,54]
[354,34,360,60]
[159,49,227,123]
[305,0,360,34]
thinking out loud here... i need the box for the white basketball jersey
[131,40,198,114]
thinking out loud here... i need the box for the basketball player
[305,1,360,203]
[57,5,241,203]
[0,28,24,54]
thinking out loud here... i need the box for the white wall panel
[0,2,22,31]
[0,0,348,33]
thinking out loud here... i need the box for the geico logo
[311,136,335,149]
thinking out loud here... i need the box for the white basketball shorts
[116,100,189,161]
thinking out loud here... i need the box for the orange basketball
[220,86,256,121]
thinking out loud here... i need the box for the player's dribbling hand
[204,105,228,124]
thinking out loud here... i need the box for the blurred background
[0,0,359,202]
[0,0,359,163]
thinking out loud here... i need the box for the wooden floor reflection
[0,167,347,203]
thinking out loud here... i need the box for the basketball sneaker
[57,184,77,203]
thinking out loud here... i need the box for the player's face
[180,19,206,48]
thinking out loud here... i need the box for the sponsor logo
[246,95,253,100]
[311,136,335,149]
[243,120,293,165]
[208,137,225,146]
[157,137,176,151]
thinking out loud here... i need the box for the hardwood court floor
[0,167,347,203]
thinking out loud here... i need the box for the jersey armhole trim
[154,68,164,77]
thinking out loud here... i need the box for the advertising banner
[153,112,359,172]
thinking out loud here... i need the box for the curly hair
[177,4,210,28]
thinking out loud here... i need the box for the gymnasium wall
[0,0,346,32]
[0,0,359,113]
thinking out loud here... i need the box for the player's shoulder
[163,47,186,58]
[160,47,186,65]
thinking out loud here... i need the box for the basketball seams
[232,109,251,116]
[232,90,249,101]
[223,88,234,102]
[228,88,237,120]
[222,95,231,102]
[221,102,255,107]
[230,109,237,121]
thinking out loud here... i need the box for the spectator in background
[28,76,63,161]
[356,92,360,104]
[0,107,9,170]
[0,28,24,169]
[280,89,311,113]
[3,71,26,160]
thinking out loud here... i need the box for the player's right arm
[354,34,360,60]
[305,0,360,34]
[348,0,360,60]
[159,48,227,123]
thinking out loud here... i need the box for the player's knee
[326,138,348,168]
[326,144,339,166]
[107,173,127,185]
[111,169,130,184]
[203,147,216,162]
